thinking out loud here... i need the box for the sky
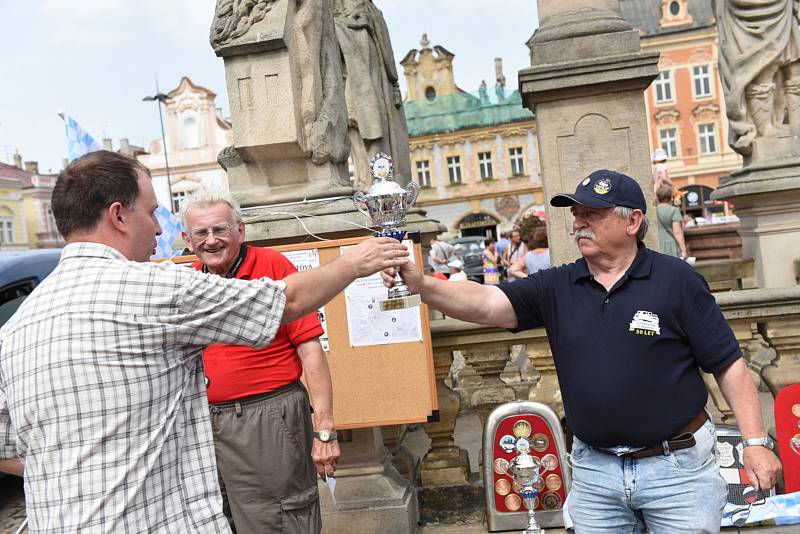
[0,1,539,174]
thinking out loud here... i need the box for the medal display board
[491,415,567,514]
[484,401,571,532]
[169,235,437,429]
[775,384,800,494]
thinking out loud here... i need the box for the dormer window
[425,87,437,102]
[660,0,693,28]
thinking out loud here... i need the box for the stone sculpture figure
[333,0,411,189]
[211,0,350,191]
[716,0,800,157]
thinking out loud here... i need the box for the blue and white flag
[153,204,184,259]
[58,110,103,162]
[57,110,183,259]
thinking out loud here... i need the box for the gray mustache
[574,229,597,242]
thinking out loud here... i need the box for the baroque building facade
[138,77,233,213]
[0,155,62,250]
[401,36,542,240]
[619,0,742,218]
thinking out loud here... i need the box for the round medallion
[504,493,522,511]
[532,433,549,452]
[515,437,531,453]
[499,434,516,454]
[545,474,562,491]
[513,420,532,438]
[594,178,612,195]
[792,403,800,418]
[495,478,512,496]
[541,492,563,510]
[541,453,559,471]
[370,154,393,179]
[493,458,510,475]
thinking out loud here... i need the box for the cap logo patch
[594,178,612,195]
[582,178,591,186]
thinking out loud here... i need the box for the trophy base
[379,294,421,312]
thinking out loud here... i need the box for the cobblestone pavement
[0,476,26,534]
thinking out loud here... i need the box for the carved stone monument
[712,0,800,288]
[210,0,351,207]
[333,0,411,191]
[519,0,660,266]
[210,3,440,532]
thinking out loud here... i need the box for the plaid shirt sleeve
[0,366,17,459]
[173,266,287,349]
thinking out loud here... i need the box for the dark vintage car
[0,249,62,326]
[450,236,486,283]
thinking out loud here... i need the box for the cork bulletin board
[170,234,437,429]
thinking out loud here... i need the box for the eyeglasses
[189,223,233,242]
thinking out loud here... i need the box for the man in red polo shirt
[182,190,339,534]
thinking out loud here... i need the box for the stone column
[762,318,800,397]
[319,428,418,534]
[420,348,470,487]
[519,0,660,265]
[455,346,517,427]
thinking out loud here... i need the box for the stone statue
[716,0,800,157]
[211,0,349,182]
[333,0,411,189]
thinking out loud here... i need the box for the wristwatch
[742,436,775,450]
[314,429,338,443]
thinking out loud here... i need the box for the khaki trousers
[210,382,321,534]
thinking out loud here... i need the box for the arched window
[182,117,199,149]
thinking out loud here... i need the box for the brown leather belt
[597,411,708,460]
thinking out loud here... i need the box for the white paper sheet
[342,240,422,347]
[281,248,330,351]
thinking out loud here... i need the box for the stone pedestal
[319,428,418,534]
[211,0,352,207]
[712,156,800,288]
[519,0,660,265]
[455,346,517,426]
[761,318,800,397]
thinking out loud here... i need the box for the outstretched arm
[384,260,517,329]
[281,237,408,324]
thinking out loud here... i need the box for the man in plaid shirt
[0,150,407,533]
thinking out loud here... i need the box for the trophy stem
[523,497,543,534]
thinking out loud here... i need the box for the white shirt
[0,243,286,533]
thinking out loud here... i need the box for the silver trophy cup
[505,451,545,534]
[353,153,421,311]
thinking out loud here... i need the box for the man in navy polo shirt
[383,170,782,533]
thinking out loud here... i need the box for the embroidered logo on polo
[594,178,612,195]
[629,310,661,336]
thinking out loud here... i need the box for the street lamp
[142,92,174,212]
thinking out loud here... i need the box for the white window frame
[692,65,712,99]
[478,151,493,180]
[416,159,432,188]
[0,218,13,244]
[509,147,525,176]
[446,155,462,184]
[654,71,674,104]
[659,128,679,159]
[698,123,717,154]
[172,191,188,213]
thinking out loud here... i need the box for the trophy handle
[353,191,372,222]
[404,181,420,211]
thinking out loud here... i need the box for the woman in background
[509,226,550,279]
[656,185,688,259]
[482,238,501,285]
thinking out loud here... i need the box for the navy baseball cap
[550,170,647,214]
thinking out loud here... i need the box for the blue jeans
[566,419,728,534]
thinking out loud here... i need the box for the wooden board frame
[169,234,438,429]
